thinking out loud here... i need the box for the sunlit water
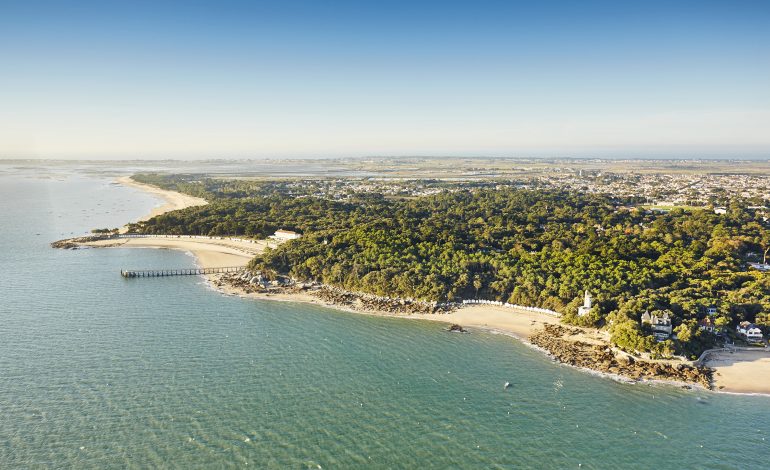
[1,169,769,469]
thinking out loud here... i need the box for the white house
[737,321,764,342]
[749,263,770,272]
[641,311,673,341]
[271,229,302,241]
[577,290,593,316]
[706,306,718,316]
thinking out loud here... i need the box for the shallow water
[1,168,769,468]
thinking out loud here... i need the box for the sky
[1,0,769,159]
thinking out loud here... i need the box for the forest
[131,173,770,357]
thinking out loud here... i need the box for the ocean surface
[1,167,770,469]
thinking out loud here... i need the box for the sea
[1,165,769,469]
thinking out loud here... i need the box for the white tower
[578,290,593,316]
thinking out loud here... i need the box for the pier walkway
[121,266,245,278]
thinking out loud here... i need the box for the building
[641,311,673,341]
[706,306,718,316]
[271,229,302,241]
[749,262,770,272]
[698,317,716,333]
[737,321,764,342]
[577,290,593,316]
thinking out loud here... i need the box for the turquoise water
[1,169,770,469]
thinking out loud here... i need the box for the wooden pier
[121,266,245,278]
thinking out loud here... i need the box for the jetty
[121,266,245,278]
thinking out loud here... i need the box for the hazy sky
[1,0,769,159]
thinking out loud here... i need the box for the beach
[418,304,563,340]
[88,176,261,267]
[117,175,207,225]
[85,236,269,268]
[704,348,770,394]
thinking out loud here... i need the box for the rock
[529,323,713,389]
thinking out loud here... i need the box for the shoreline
[58,176,770,397]
[84,235,267,269]
[117,175,208,226]
[209,273,715,391]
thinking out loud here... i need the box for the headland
[52,174,770,395]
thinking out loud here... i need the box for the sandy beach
[704,348,770,394]
[416,305,562,340]
[86,236,270,268]
[117,175,208,225]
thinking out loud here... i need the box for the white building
[577,291,593,316]
[271,229,302,241]
[737,321,764,342]
[749,263,770,272]
[641,311,673,341]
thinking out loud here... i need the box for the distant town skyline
[1,0,769,159]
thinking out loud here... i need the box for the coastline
[208,274,714,390]
[117,175,208,226]
[57,177,770,396]
[85,235,268,269]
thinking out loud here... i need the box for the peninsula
[53,164,770,394]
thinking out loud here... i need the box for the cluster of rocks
[530,324,713,389]
[216,272,304,295]
[217,273,450,314]
[447,324,468,333]
[312,286,451,314]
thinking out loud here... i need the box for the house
[641,311,673,341]
[270,229,302,241]
[749,262,770,272]
[714,207,727,215]
[737,321,764,342]
[698,317,716,333]
[577,290,593,316]
[706,306,717,316]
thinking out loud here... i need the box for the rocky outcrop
[312,286,450,314]
[51,235,112,249]
[217,272,451,314]
[530,324,713,389]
